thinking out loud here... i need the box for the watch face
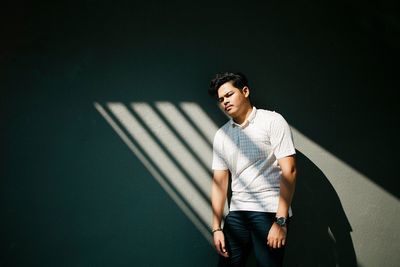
[276,217,286,226]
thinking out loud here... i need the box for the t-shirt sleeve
[211,130,229,170]
[269,113,296,159]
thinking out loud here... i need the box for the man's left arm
[267,155,297,248]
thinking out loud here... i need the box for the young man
[210,72,297,267]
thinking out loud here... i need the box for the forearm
[277,175,296,217]
[211,171,229,229]
[276,157,297,218]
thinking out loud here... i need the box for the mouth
[225,105,233,111]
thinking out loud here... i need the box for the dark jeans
[218,211,286,267]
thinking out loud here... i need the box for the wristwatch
[275,217,287,227]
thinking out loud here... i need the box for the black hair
[208,72,249,98]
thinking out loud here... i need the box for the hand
[267,223,287,249]
[213,230,229,257]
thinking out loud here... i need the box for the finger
[214,240,222,255]
[220,239,225,252]
[267,233,273,246]
[216,240,228,257]
[282,239,286,246]
[219,249,229,257]
[270,240,275,249]
[220,241,229,257]
[217,246,225,257]
[269,238,276,248]
[279,239,284,248]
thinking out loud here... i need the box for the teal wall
[2,1,399,266]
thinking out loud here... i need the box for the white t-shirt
[212,107,296,214]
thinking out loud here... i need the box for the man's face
[217,82,249,117]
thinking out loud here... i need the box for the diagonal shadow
[284,150,357,267]
[236,151,358,267]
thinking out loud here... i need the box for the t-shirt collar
[230,106,257,128]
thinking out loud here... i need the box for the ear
[242,86,250,98]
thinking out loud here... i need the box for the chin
[226,110,237,117]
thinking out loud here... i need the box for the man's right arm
[211,169,230,258]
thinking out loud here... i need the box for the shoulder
[255,109,291,135]
[213,121,232,140]
[217,120,232,133]
[255,108,286,123]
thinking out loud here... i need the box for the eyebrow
[218,91,233,101]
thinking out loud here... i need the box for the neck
[233,104,253,125]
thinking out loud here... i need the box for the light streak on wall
[155,102,213,168]
[131,102,210,198]
[179,102,219,143]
